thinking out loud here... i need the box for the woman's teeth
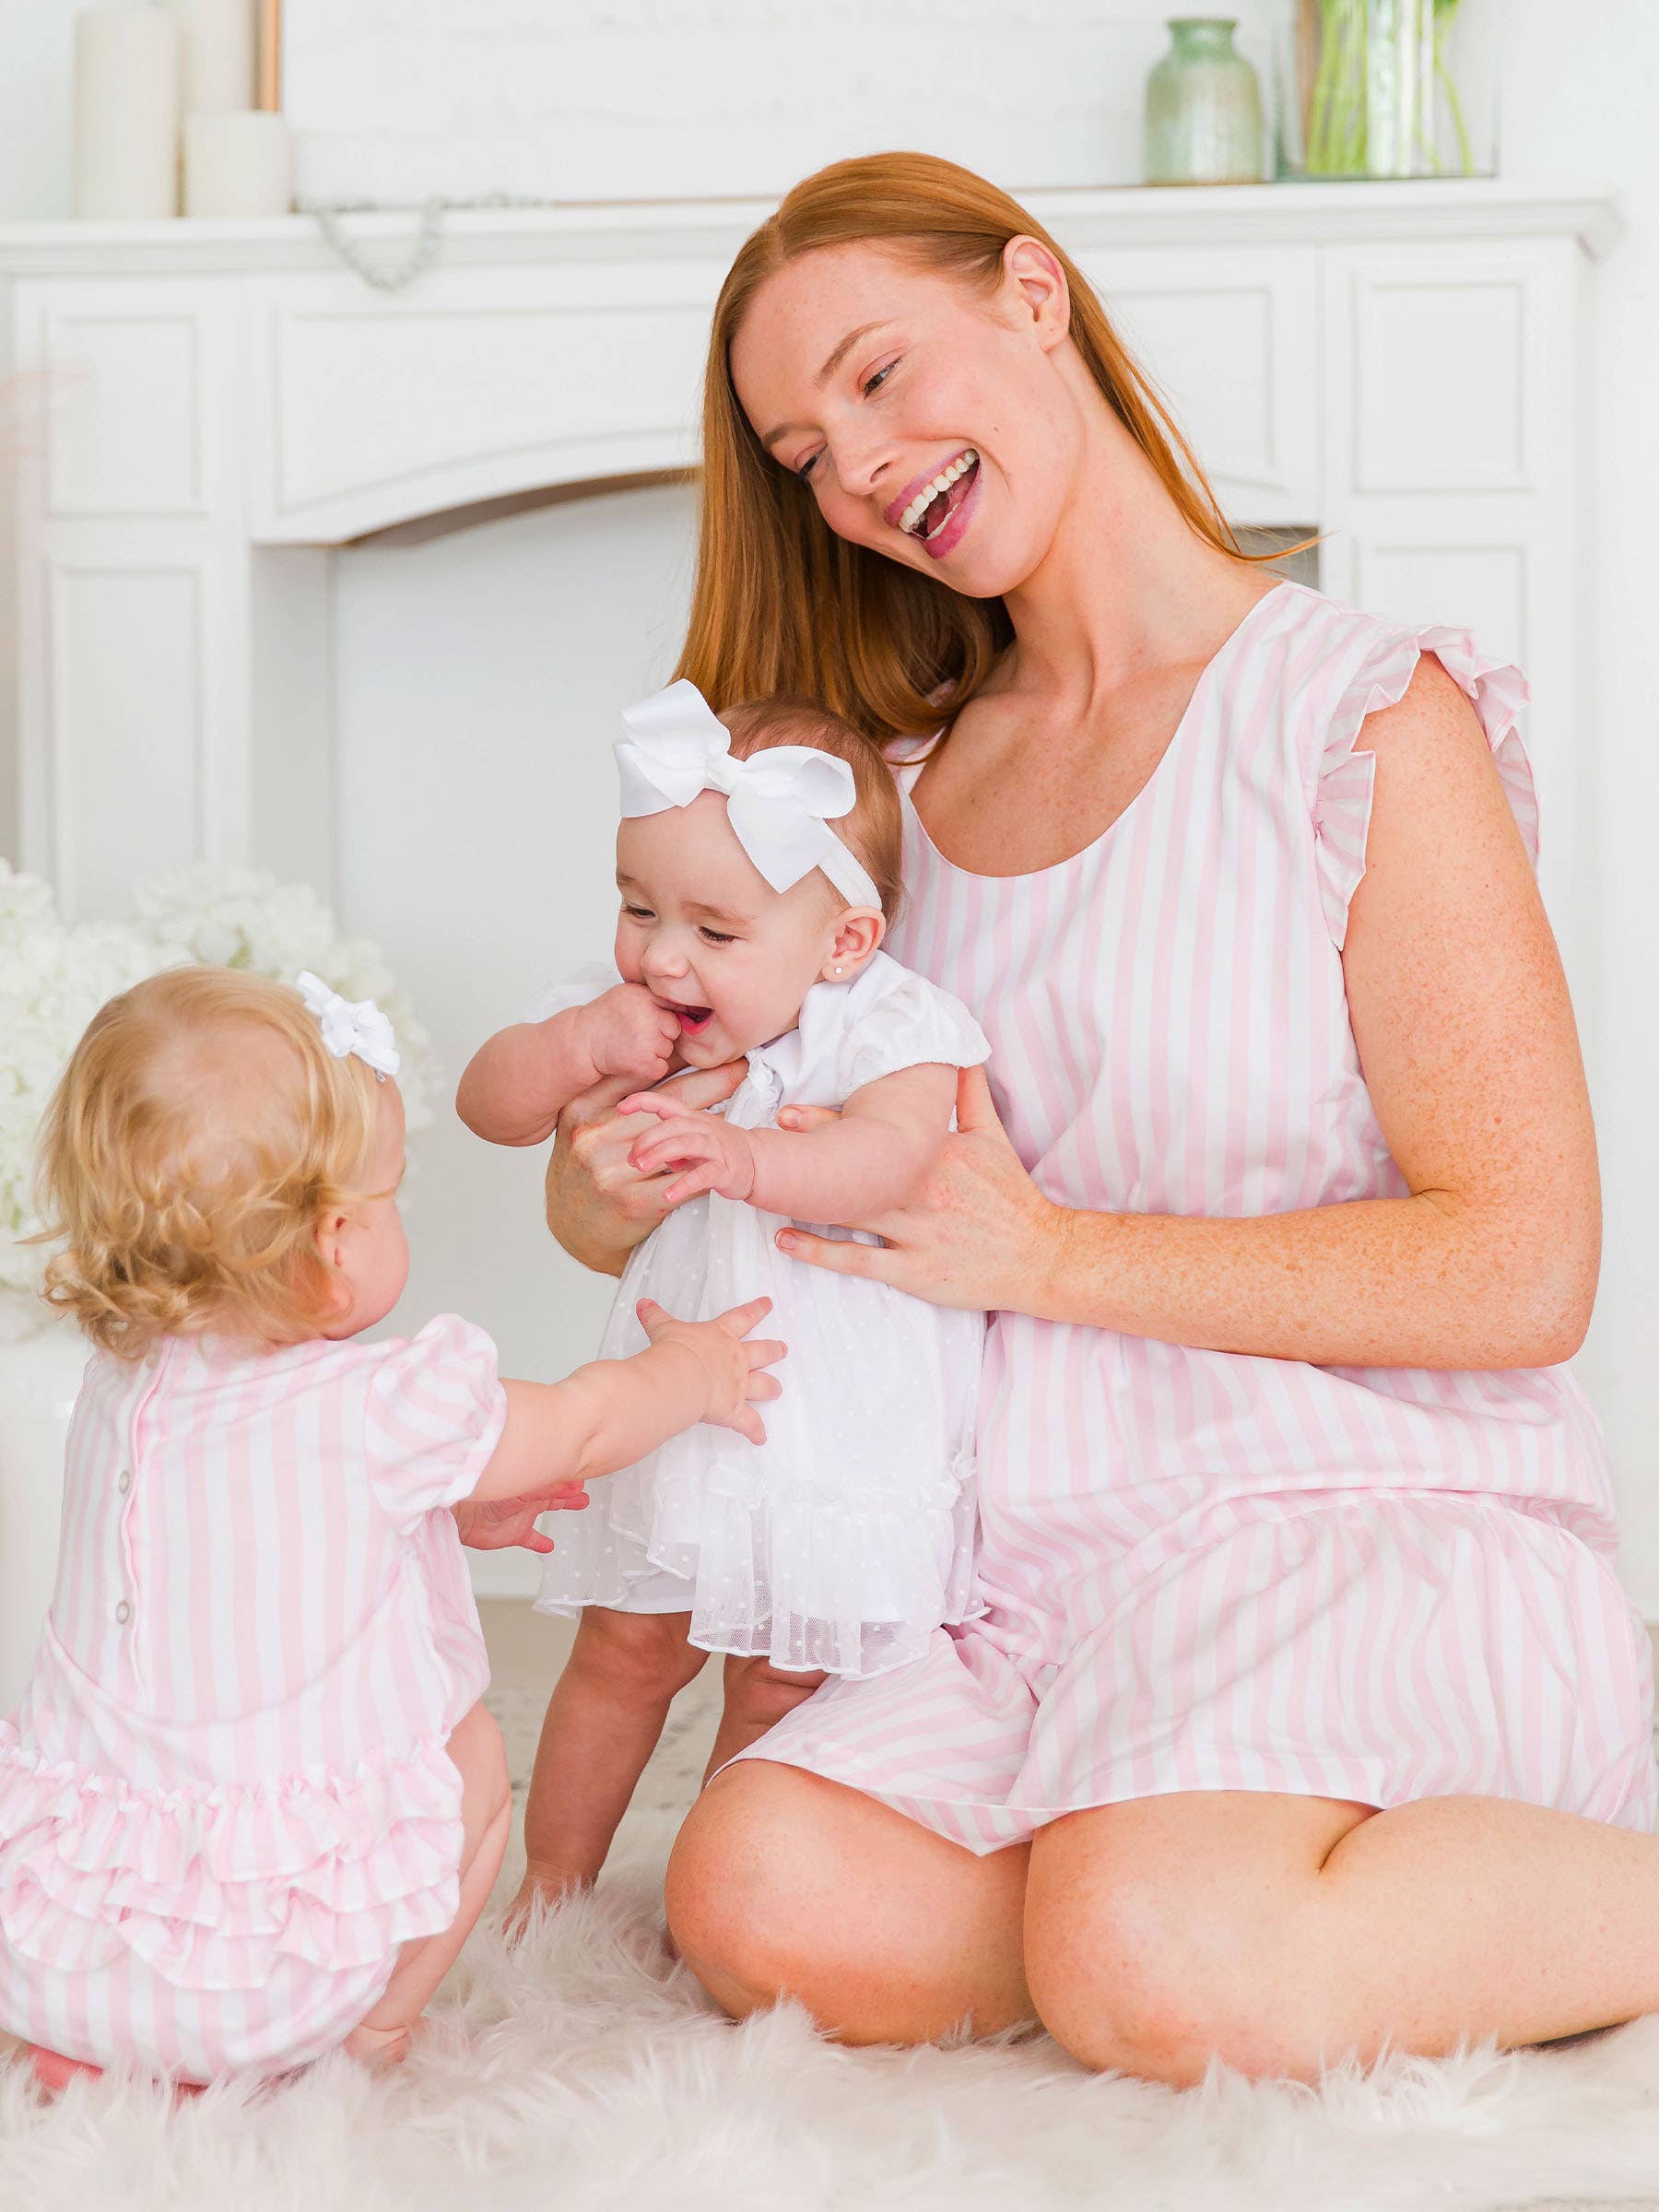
[900,450,978,539]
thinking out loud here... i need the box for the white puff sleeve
[834,962,991,1101]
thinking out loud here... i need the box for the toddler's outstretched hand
[584,984,681,1086]
[621,1092,757,1205]
[454,1479,589,1555]
[636,1294,783,1444]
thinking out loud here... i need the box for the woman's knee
[570,1607,706,1700]
[665,1765,827,2009]
[668,1765,1034,2043]
[1025,1794,1375,2084]
[1025,1865,1329,2085]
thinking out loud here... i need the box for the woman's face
[729,238,1085,601]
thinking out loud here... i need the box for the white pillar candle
[73,7,182,221]
[182,109,290,217]
[159,0,254,114]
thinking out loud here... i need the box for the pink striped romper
[736,582,1657,1853]
[0,1315,503,2077]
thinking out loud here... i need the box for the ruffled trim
[538,1447,982,1680]
[0,1724,463,1991]
[1312,623,1535,949]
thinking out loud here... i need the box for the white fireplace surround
[0,174,1635,1601]
[0,179,1618,971]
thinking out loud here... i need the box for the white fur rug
[6,1677,1659,2211]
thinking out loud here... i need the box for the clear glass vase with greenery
[1277,0,1497,180]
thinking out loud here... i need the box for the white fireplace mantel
[0,180,1618,974]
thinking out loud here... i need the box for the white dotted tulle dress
[532,951,991,1677]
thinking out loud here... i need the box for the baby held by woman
[460,682,990,1915]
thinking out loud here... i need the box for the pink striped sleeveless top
[735,582,1656,1853]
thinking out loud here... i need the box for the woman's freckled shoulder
[1362,652,1488,768]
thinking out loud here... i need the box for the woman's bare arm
[544,1060,749,1277]
[777,662,1599,1371]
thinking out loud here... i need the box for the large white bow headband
[615,680,881,911]
[296,971,400,1080]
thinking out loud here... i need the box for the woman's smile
[888,447,981,547]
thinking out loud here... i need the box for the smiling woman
[540,150,1659,2091]
[677,152,1273,735]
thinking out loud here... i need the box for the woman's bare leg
[507,1608,710,1930]
[702,1655,826,1783]
[1024,1789,1659,2088]
[345,1700,512,2065]
[666,1760,1032,2041]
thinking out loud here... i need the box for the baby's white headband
[296,971,400,1080]
[614,680,882,912]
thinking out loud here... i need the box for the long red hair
[677,151,1261,742]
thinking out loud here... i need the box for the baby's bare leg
[508,1607,710,1931]
[344,1700,511,2065]
[704,1654,826,1783]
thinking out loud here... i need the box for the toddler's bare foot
[503,1865,586,1943]
[28,2044,205,2102]
[29,2046,102,2093]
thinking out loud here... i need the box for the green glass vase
[1144,18,1265,186]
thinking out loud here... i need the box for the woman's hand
[620,1092,757,1206]
[772,1066,1067,1312]
[544,1060,747,1277]
[453,1481,589,1555]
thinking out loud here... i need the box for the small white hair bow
[615,680,881,910]
[295,971,401,1080]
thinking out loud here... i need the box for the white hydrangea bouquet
[0,860,436,1341]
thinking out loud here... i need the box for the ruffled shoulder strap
[883,730,944,796]
[1312,619,1535,950]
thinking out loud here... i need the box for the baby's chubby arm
[465,1295,784,1503]
[457,985,682,1147]
[619,1063,957,1221]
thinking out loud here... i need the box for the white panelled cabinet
[0,181,1617,972]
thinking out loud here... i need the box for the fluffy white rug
[6,1679,1659,2211]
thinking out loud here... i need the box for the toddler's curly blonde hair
[36,967,384,1359]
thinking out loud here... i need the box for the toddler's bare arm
[457,986,680,1147]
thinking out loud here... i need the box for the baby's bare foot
[502,1866,585,1943]
[29,2045,103,2093]
[28,2044,206,2103]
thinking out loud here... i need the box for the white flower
[0,860,58,943]
[0,864,439,1330]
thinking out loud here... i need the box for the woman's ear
[1001,235,1071,351]
[821,907,885,982]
